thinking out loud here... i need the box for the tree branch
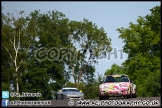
[2,43,14,62]
[16,59,23,71]
[78,55,91,83]
[13,31,16,52]
[26,44,31,54]
[18,29,21,49]
[9,38,14,45]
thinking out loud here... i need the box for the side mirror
[130,80,133,83]
[80,90,82,92]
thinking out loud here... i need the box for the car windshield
[62,89,79,92]
[104,75,129,82]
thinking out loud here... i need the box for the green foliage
[82,84,98,99]
[66,18,112,88]
[104,63,127,76]
[116,5,161,97]
[2,9,70,100]
[145,69,161,97]
[1,82,10,91]
[65,82,76,88]
[2,9,33,93]
[66,76,100,99]
[19,10,69,100]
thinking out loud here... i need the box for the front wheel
[99,96,109,100]
[99,96,103,100]
[127,88,132,98]
[132,88,137,98]
[55,95,57,100]
[61,94,64,100]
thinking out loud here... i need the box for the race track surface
[8,97,161,107]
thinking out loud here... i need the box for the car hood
[99,82,130,91]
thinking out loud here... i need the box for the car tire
[132,88,137,98]
[106,96,109,100]
[127,88,132,98]
[99,96,104,100]
[56,95,57,100]
[61,94,64,100]
[99,96,109,100]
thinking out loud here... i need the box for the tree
[116,5,161,97]
[20,10,73,100]
[1,8,14,91]
[2,10,33,93]
[104,63,127,76]
[65,81,76,88]
[66,19,112,88]
[82,65,96,85]
[97,72,105,82]
[2,8,113,99]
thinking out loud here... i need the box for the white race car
[56,87,84,100]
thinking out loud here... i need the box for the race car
[56,87,84,100]
[99,74,137,100]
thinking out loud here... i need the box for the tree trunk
[71,66,78,88]
[75,82,78,89]
[73,77,77,88]
[16,73,19,93]
[16,82,19,93]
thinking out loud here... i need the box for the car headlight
[65,93,69,96]
[80,93,84,96]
